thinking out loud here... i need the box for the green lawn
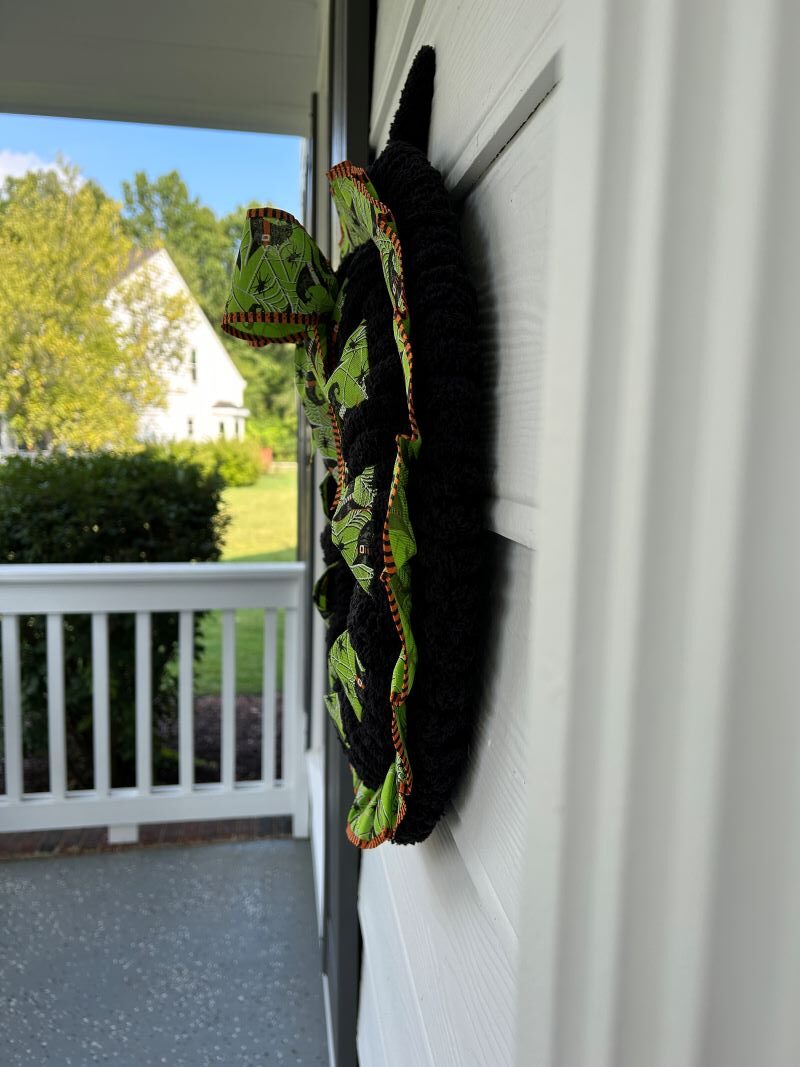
[195,469,298,695]
[219,468,298,564]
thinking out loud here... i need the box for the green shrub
[211,438,262,486]
[247,413,298,461]
[152,438,262,487]
[0,451,228,787]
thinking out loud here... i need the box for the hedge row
[149,437,264,487]
[0,451,228,787]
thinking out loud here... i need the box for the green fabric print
[346,755,404,846]
[383,343,417,710]
[329,630,366,722]
[326,322,369,416]
[373,226,406,315]
[330,173,379,257]
[319,469,338,519]
[332,275,348,335]
[313,560,340,620]
[222,167,423,849]
[224,210,337,329]
[386,438,420,701]
[331,465,376,592]
[350,774,395,842]
[327,165,422,846]
[343,701,413,846]
[294,339,336,462]
[392,704,411,793]
[304,316,329,386]
[324,690,348,745]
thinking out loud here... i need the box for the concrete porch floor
[0,840,328,1066]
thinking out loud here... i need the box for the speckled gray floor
[0,840,328,1066]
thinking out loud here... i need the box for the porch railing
[0,563,308,838]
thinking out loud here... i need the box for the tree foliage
[0,167,186,450]
[236,342,298,457]
[121,170,239,327]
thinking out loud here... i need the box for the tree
[236,342,298,458]
[121,170,236,327]
[0,167,186,450]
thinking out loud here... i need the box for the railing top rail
[0,561,306,585]
[0,561,307,613]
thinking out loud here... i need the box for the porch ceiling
[0,0,320,136]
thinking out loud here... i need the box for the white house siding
[127,249,248,443]
[357,4,561,1065]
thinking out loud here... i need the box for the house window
[187,417,194,438]
[190,349,198,383]
[219,421,226,438]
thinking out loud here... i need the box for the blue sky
[0,114,303,220]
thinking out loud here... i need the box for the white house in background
[120,247,249,443]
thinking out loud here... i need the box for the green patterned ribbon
[222,169,421,849]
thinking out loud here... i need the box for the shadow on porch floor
[0,840,327,1066]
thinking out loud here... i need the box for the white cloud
[0,149,68,185]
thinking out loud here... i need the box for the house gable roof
[122,247,247,392]
[117,247,160,283]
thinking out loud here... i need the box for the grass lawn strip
[195,470,298,696]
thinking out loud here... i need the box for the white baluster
[92,613,110,796]
[221,610,235,789]
[178,610,194,792]
[262,610,277,786]
[135,612,151,793]
[282,608,298,787]
[1,615,22,801]
[46,614,66,798]
[283,606,307,836]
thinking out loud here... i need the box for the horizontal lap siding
[447,537,536,942]
[369,0,426,151]
[462,96,557,545]
[358,539,536,1066]
[358,2,561,1061]
[361,820,516,1067]
[370,0,561,196]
